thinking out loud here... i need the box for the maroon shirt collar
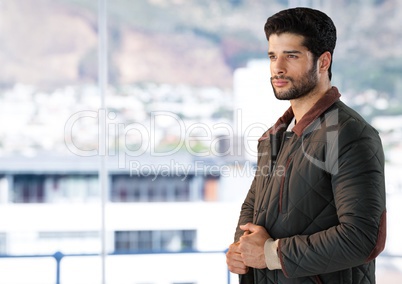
[259,86,341,141]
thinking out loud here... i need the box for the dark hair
[264,7,337,80]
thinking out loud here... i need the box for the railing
[0,251,401,284]
[0,249,232,284]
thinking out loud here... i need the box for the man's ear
[318,51,332,73]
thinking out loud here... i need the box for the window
[12,175,45,203]
[0,233,6,254]
[114,230,196,252]
[111,175,196,202]
[12,174,99,203]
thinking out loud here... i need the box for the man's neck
[290,83,332,123]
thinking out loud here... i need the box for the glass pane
[0,0,101,283]
[1,1,401,284]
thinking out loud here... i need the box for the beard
[271,63,318,100]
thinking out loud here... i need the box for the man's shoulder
[330,101,381,143]
[331,100,374,128]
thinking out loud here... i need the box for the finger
[228,265,249,275]
[239,233,249,245]
[226,252,245,265]
[240,222,258,233]
[228,264,249,275]
[227,251,245,263]
[227,244,243,258]
[237,240,250,254]
[228,242,242,253]
[239,223,250,231]
[227,257,249,274]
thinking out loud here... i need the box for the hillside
[0,0,402,94]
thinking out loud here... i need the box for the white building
[233,60,289,160]
[0,153,251,284]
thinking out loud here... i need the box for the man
[226,7,386,284]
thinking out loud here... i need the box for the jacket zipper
[255,131,291,219]
[314,275,323,284]
[279,155,292,213]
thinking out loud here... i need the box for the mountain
[1,0,402,94]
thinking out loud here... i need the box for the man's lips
[272,79,289,87]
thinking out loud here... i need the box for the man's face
[268,33,318,100]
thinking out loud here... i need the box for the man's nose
[272,57,286,76]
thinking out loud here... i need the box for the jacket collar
[259,86,341,141]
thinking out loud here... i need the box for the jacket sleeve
[234,131,271,242]
[235,134,271,283]
[235,174,257,284]
[279,118,387,278]
[234,176,257,242]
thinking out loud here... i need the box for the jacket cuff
[264,238,281,270]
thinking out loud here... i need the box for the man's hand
[238,223,271,269]
[226,241,249,274]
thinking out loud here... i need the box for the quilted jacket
[235,87,386,283]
